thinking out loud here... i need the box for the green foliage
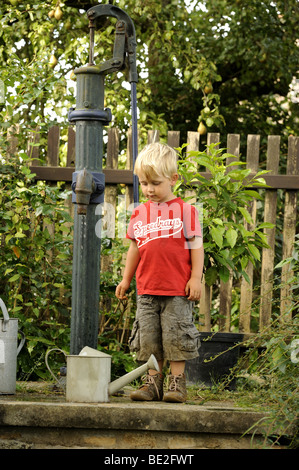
[0,158,137,379]
[203,241,299,448]
[237,313,299,448]
[0,156,73,379]
[0,0,298,152]
[175,142,273,286]
[99,231,137,379]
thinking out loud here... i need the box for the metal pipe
[89,24,95,65]
[131,82,139,205]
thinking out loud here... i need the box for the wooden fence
[27,126,299,338]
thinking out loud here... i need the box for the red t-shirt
[126,197,202,296]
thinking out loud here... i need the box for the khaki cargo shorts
[129,295,200,362]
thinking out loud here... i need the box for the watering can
[46,346,159,403]
[0,298,25,394]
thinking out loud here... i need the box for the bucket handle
[45,348,67,384]
[0,298,10,332]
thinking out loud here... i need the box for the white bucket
[66,346,112,403]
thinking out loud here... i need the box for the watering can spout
[108,354,159,396]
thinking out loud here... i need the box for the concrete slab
[0,383,273,449]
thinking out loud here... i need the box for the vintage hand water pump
[69,4,138,354]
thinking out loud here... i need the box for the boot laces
[140,374,161,399]
[168,373,183,391]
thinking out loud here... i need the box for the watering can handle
[45,348,67,384]
[0,298,25,351]
[0,298,10,332]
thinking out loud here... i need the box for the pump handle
[88,5,135,38]
[87,4,138,83]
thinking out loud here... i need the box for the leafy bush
[237,312,299,448]
[204,237,299,448]
[175,142,273,286]
[0,155,73,379]
[0,155,136,380]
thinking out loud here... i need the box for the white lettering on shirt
[133,216,183,248]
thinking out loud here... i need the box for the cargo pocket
[128,320,140,353]
[177,321,200,352]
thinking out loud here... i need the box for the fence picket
[239,135,260,334]
[280,136,299,322]
[259,136,280,330]
[47,125,60,166]
[66,127,75,167]
[167,130,180,149]
[199,133,220,331]
[219,134,240,332]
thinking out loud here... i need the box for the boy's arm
[115,240,140,300]
[185,237,204,301]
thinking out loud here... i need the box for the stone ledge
[0,400,267,436]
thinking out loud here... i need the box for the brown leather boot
[130,373,163,401]
[163,373,187,403]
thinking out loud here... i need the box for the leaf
[274,258,292,269]
[210,226,225,248]
[257,222,275,230]
[35,206,43,217]
[219,266,230,283]
[205,267,218,286]
[238,207,254,225]
[240,257,249,271]
[15,232,26,238]
[255,231,269,246]
[212,218,223,225]
[251,178,269,187]
[241,270,251,284]
[243,190,263,199]
[225,227,238,248]
[248,244,260,261]
[8,273,20,282]
[228,169,251,180]
[12,246,21,258]
[226,160,246,167]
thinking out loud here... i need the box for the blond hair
[134,143,178,180]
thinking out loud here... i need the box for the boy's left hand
[185,278,202,301]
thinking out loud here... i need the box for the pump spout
[74,168,95,215]
[108,354,159,396]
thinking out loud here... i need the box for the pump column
[69,66,109,355]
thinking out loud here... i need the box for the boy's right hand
[115,279,130,300]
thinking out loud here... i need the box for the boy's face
[138,172,178,203]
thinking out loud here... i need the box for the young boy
[115,142,204,403]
